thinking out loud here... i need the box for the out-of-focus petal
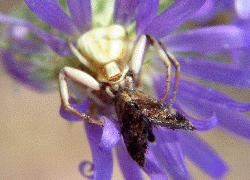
[154,75,250,116]
[178,79,250,112]
[175,103,218,131]
[24,0,78,35]
[67,0,91,32]
[59,99,89,122]
[152,129,190,179]
[188,114,218,131]
[164,25,247,53]
[144,0,206,38]
[177,57,250,88]
[191,0,215,22]
[114,0,140,25]
[79,161,94,179]
[236,0,250,19]
[0,13,71,56]
[1,51,48,91]
[99,117,120,150]
[143,147,167,179]
[136,0,159,35]
[116,141,143,180]
[216,107,250,140]
[85,123,113,180]
[179,132,228,178]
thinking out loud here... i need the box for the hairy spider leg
[129,35,172,104]
[59,67,103,126]
[159,43,180,106]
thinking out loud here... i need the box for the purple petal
[59,99,89,122]
[24,0,78,35]
[85,123,113,180]
[177,57,250,88]
[8,25,44,54]
[0,13,71,56]
[179,132,228,178]
[143,148,168,179]
[191,0,215,22]
[144,0,206,38]
[164,25,247,53]
[178,79,250,112]
[175,102,218,131]
[114,0,140,25]
[116,141,143,180]
[1,51,48,91]
[67,0,91,32]
[79,161,94,179]
[216,107,250,140]
[136,0,159,35]
[154,76,250,116]
[99,117,120,150]
[236,0,250,19]
[152,129,190,179]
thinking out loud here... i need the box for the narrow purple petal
[99,117,120,150]
[191,0,215,22]
[24,0,78,35]
[67,0,91,32]
[188,114,218,131]
[143,148,168,179]
[179,132,228,178]
[236,0,250,19]
[154,76,250,117]
[144,0,206,38]
[79,161,94,179]
[178,79,250,112]
[114,0,140,25]
[0,13,71,56]
[116,141,143,180]
[216,107,250,140]
[85,123,113,180]
[175,102,218,131]
[152,129,190,179]
[164,25,247,53]
[177,57,250,88]
[136,0,159,35]
[1,51,48,91]
[59,99,89,122]
[179,94,250,140]
[8,26,44,54]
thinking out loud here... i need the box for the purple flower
[1,0,250,179]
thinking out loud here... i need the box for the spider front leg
[59,66,103,126]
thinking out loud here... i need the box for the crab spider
[59,25,180,126]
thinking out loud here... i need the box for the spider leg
[129,35,147,82]
[163,49,180,106]
[68,42,91,68]
[59,66,103,126]
[147,35,172,104]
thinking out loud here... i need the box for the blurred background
[0,1,250,179]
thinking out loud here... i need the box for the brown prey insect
[59,25,195,167]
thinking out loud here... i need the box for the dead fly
[114,77,195,167]
[59,25,195,167]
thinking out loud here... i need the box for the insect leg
[147,35,171,104]
[59,67,103,126]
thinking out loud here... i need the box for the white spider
[59,24,180,126]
